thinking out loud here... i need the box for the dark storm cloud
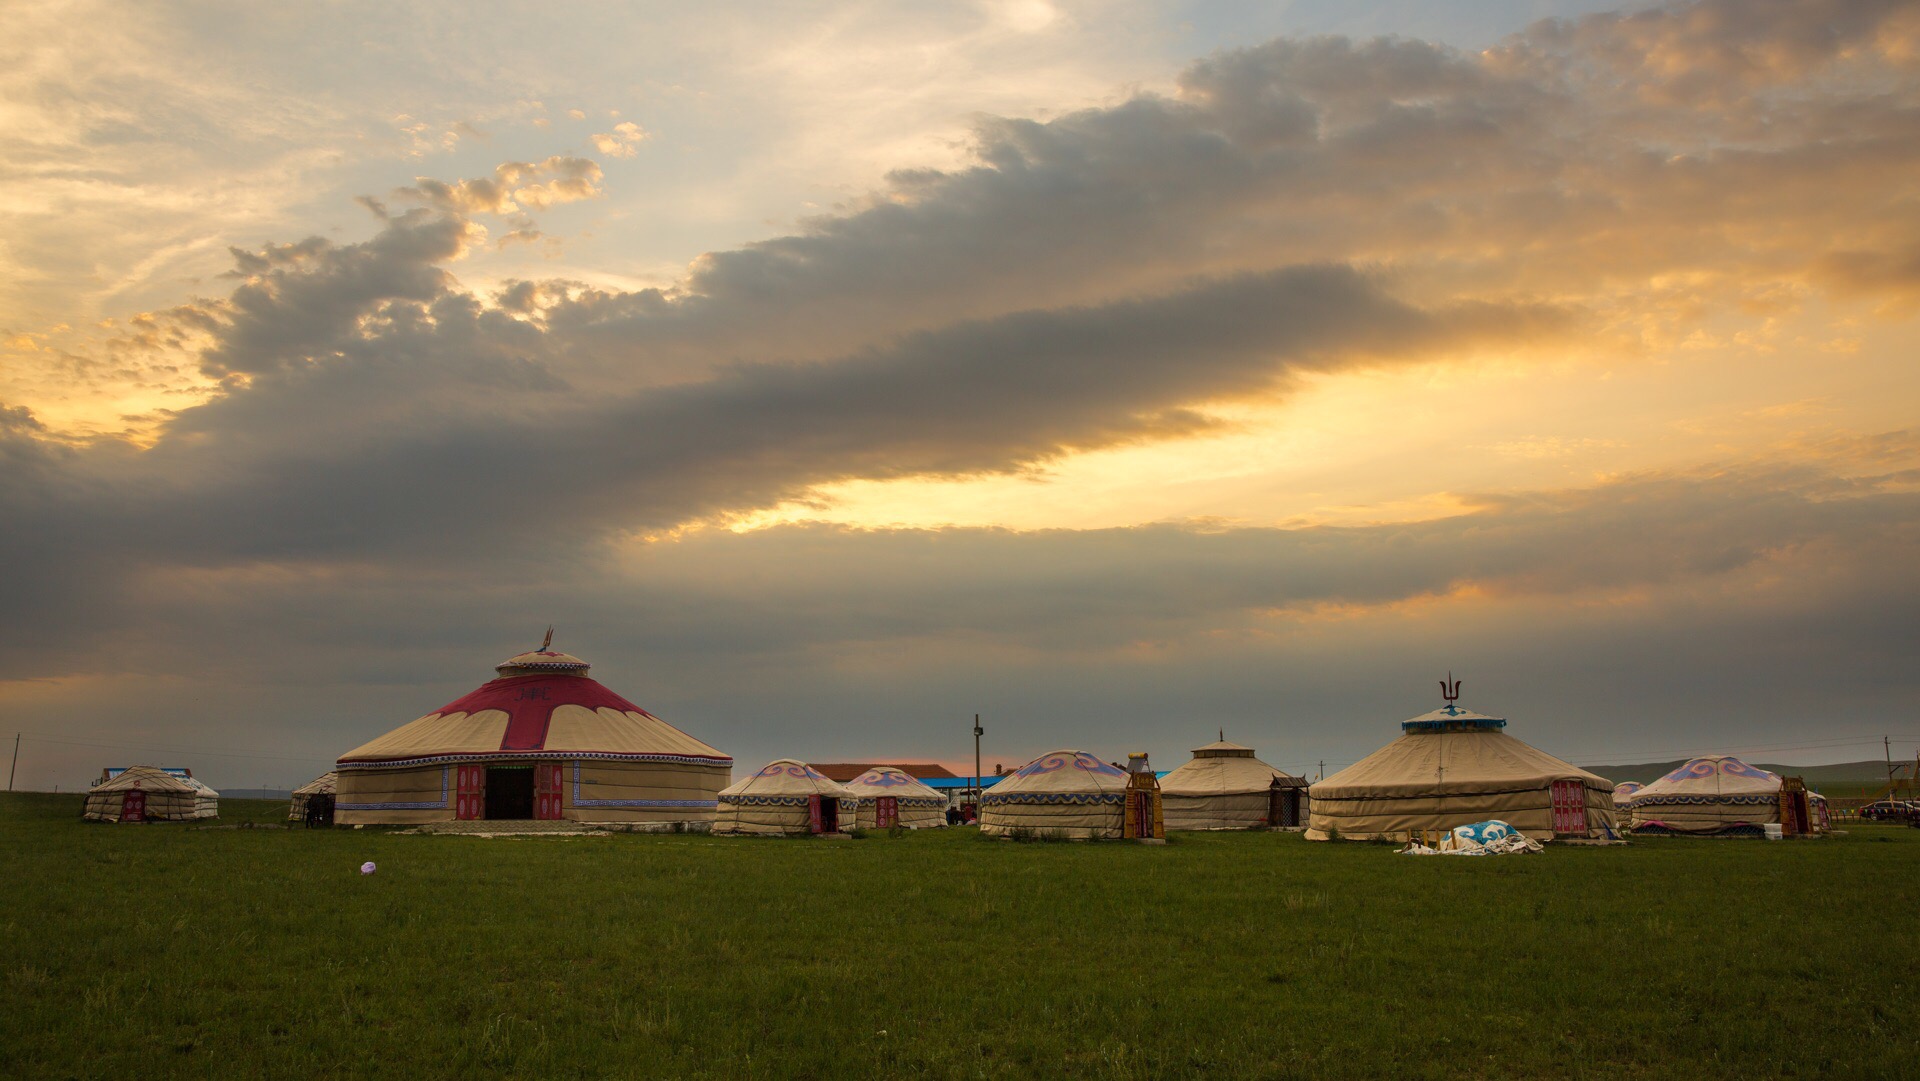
[6,1,1920,782]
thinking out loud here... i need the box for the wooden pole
[973,714,983,809]
[8,733,18,791]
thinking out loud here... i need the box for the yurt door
[455,765,484,820]
[808,794,825,834]
[121,788,146,823]
[875,796,898,829]
[1550,780,1587,835]
[535,763,564,820]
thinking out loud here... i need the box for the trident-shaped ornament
[1439,672,1461,703]
[540,625,555,652]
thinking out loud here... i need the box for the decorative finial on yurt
[541,625,555,652]
[1440,672,1461,703]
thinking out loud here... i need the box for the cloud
[6,1,1920,782]
[589,121,646,158]
[401,156,604,216]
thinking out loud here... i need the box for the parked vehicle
[1858,799,1920,821]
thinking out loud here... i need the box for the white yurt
[289,771,338,821]
[1627,756,1827,836]
[1611,781,1644,811]
[334,638,731,827]
[1307,695,1616,842]
[1160,739,1310,830]
[842,767,948,829]
[714,760,857,835]
[979,750,1129,839]
[84,766,216,822]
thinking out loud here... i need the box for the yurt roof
[983,750,1129,801]
[1162,742,1304,796]
[89,765,199,794]
[1312,704,1609,799]
[720,760,854,799]
[292,771,338,797]
[842,766,946,802]
[1612,781,1644,799]
[337,643,729,770]
[1630,756,1781,804]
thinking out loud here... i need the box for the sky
[4,0,1919,793]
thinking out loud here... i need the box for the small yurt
[979,750,1129,839]
[842,767,948,829]
[1627,756,1827,837]
[714,760,857,835]
[1612,781,1644,811]
[1307,689,1616,842]
[84,766,214,822]
[335,638,732,827]
[289,771,338,821]
[1160,738,1310,830]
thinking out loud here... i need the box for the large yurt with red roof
[334,638,731,827]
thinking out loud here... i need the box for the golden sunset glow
[3,0,1919,792]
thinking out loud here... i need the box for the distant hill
[1581,760,1899,787]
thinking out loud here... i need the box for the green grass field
[4,792,1917,1080]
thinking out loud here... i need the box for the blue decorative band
[1631,795,1779,807]
[981,792,1125,806]
[721,794,856,807]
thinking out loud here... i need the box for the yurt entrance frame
[807,794,840,833]
[1123,777,1164,839]
[1550,779,1588,836]
[455,762,567,821]
[1780,777,1813,836]
[1268,782,1302,828]
[121,788,146,823]
[874,796,898,828]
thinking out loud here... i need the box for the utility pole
[972,714,984,808]
[1317,759,1324,781]
[8,733,18,791]
[1888,735,1895,792]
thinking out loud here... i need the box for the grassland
[4,792,1917,1080]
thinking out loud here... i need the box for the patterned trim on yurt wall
[568,761,719,809]
[722,794,856,807]
[1312,783,1596,805]
[1632,821,1768,837]
[850,796,946,808]
[1630,794,1780,808]
[338,750,731,770]
[980,791,1125,806]
[336,767,451,811]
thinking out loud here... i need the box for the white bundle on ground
[1399,820,1543,856]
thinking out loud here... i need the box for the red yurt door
[121,788,146,823]
[535,763,564,820]
[1550,779,1587,835]
[875,796,898,828]
[807,794,824,833]
[455,765,485,820]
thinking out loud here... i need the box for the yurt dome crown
[1192,739,1256,759]
[494,627,590,678]
[1401,702,1507,732]
[1401,675,1507,732]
